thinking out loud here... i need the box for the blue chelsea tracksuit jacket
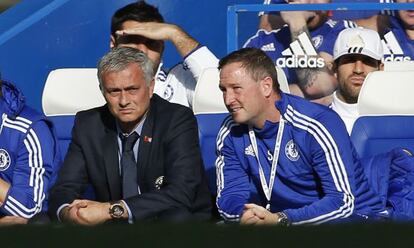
[0,81,61,218]
[216,93,386,225]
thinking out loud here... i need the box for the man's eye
[147,40,163,50]
[106,89,120,96]
[127,88,139,94]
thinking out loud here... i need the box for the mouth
[228,107,242,113]
[119,109,134,114]
[405,10,414,17]
[349,76,365,86]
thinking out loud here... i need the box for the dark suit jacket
[48,95,211,221]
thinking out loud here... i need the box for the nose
[119,91,129,107]
[353,60,364,74]
[223,90,235,107]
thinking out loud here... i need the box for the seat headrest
[42,68,106,116]
[357,71,414,116]
[384,60,414,71]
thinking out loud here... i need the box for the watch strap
[276,211,290,226]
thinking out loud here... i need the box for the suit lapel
[137,98,156,185]
[102,110,122,200]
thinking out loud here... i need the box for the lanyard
[248,119,285,211]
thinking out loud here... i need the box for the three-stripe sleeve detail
[215,115,240,221]
[3,116,45,217]
[284,105,354,225]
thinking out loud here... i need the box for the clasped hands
[240,203,280,225]
[61,199,111,226]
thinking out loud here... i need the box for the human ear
[110,35,116,49]
[261,76,274,97]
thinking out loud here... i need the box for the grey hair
[97,47,154,88]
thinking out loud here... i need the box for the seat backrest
[351,70,414,158]
[357,71,414,116]
[42,68,105,116]
[50,115,75,161]
[42,68,104,200]
[42,68,106,158]
[351,116,414,158]
[192,67,226,114]
[384,60,414,71]
[193,66,289,195]
[195,113,228,194]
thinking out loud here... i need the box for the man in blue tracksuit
[216,47,413,225]
[0,80,60,224]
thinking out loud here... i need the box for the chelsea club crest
[163,84,174,101]
[312,35,324,49]
[155,176,165,190]
[0,149,11,171]
[285,140,300,161]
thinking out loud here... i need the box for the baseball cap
[333,27,383,61]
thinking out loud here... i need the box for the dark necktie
[120,132,139,199]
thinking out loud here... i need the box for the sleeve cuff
[183,44,203,61]
[121,200,133,224]
[182,46,219,80]
[0,187,12,214]
[56,203,70,222]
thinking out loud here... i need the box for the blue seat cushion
[351,116,414,158]
[196,113,228,195]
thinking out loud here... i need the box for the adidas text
[276,55,325,68]
[383,54,411,62]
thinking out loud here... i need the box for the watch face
[110,203,124,218]
[277,212,290,226]
[279,216,289,226]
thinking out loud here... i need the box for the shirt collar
[117,112,147,138]
[331,91,358,117]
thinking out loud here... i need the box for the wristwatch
[275,212,290,226]
[109,201,125,219]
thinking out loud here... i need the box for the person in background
[330,27,384,134]
[382,0,414,62]
[111,1,218,108]
[244,0,356,105]
[332,0,393,35]
[258,0,287,32]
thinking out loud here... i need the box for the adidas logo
[276,33,325,68]
[156,69,167,82]
[382,31,411,62]
[261,43,276,52]
[244,145,255,157]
